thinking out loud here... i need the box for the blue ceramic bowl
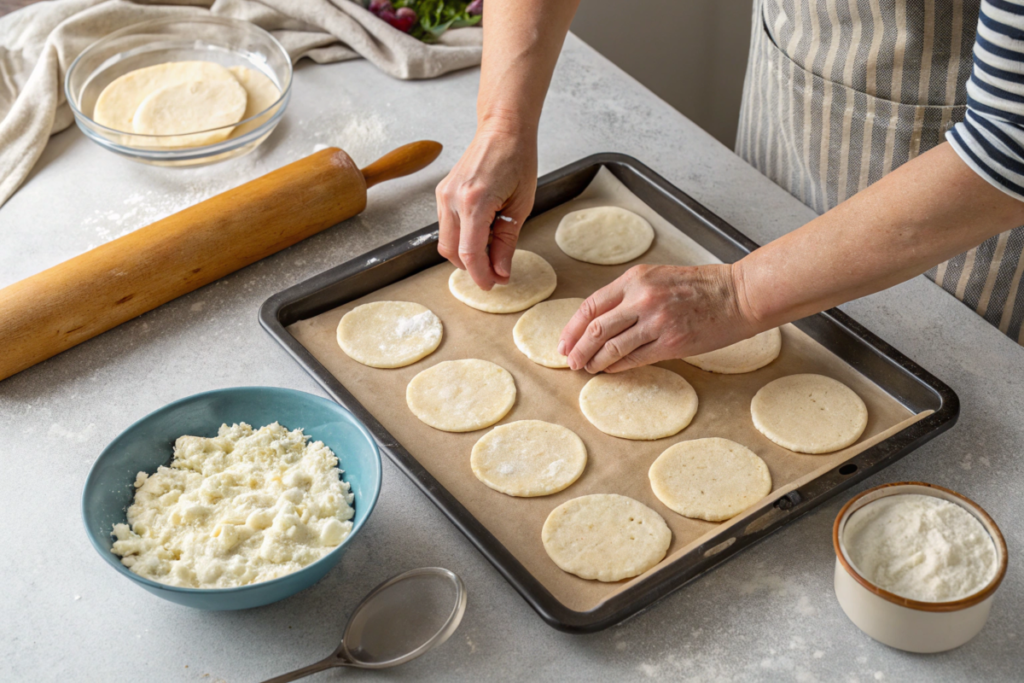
[82,386,381,610]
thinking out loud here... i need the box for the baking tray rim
[259,152,960,633]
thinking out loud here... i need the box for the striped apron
[737,0,1024,343]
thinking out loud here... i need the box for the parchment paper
[288,168,926,612]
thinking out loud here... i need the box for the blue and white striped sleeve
[947,0,1024,202]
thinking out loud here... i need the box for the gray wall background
[571,0,755,148]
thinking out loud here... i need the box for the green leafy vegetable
[363,0,482,42]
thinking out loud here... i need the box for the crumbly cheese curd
[111,422,354,588]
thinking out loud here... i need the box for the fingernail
[557,341,566,356]
[496,260,511,278]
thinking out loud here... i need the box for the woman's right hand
[435,120,538,290]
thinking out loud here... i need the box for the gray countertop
[1,35,1020,683]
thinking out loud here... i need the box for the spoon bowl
[263,568,467,682]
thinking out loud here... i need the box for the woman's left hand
[558,263,760,373]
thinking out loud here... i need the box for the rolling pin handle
[360,140,443,189]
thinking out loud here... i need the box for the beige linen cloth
[0,0,482,207]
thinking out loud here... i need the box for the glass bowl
[65,16,292,167]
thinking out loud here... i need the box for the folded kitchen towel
[0,0,482,208]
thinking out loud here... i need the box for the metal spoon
[262,567,467,682]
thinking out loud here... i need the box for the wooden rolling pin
[0,140,443,383]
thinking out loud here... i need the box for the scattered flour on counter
[80,111,391,248]
[309,112,389,166]
[82,155,272,246]
[313,143,330,153]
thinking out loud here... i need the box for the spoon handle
[260,652,349,683]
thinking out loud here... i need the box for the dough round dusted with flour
[337,301,442,368]
[512,298,584,368]
[449,250,557,313]
[751,374,868,454]
[579,366,698,440]
[649,438,772,522]
[133,78,248,147]
[555,206,655,265]
[406,359,516,432]
[542,494,671,582]
[471,420,587,497]
[683,328,782,374]
[93,61,242,138]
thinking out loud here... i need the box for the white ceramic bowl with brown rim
[832,482,1007,653]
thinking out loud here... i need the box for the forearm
[735,143,1024,328]
[477,0,580,134]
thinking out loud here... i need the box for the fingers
[437,206,463,269]
[489,213,522,285]
[558,284,626,360]
[458,203,500,290]
[436,181,464,270]
[565,308,639,372]
[604,341,669,374]
[584,323,659,373]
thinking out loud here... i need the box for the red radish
[467,0,483,16]
[368,0,391,15]
[392,7,417,32]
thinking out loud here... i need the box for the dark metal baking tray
[259,153,959,633]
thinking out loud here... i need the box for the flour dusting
[80,111,391,250]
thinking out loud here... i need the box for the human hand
[557,263,759,373]
[435,122,538,290]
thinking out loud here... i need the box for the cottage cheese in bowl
[842,493,997,602]
[111,422,354,588]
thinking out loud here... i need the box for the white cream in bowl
[833,483,1007,653]
[842,493,998,602]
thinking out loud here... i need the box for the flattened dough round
[751,374,868,454]
[555,206,655,265]
[579,366,698,440]
[649,438,772,522]
[471,420,587,497]
[227,66,281,138]
[337,301,442,368]
[133,78,248,147]
[406,359,516,432]
[512,298,584,368]
[93,61,240,136]
[683,328,782,374]
[542,494,671,582]
[449,250,557,313]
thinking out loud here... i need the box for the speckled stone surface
[1,35,1021,683]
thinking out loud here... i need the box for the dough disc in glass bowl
[579,366,698,440]
[512,298,584,368]
[337,301,442,368]
[471,420,587,497]
[406,359,516,432]
[542,493,671,582]
[448,250,557,313]
[132,78,248,147]
[555,206,655,265]
[683,328,782,374]
[227,66,281,137]
[94,61,242,136]
[649,438,772,522]
[751,374,868,454]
